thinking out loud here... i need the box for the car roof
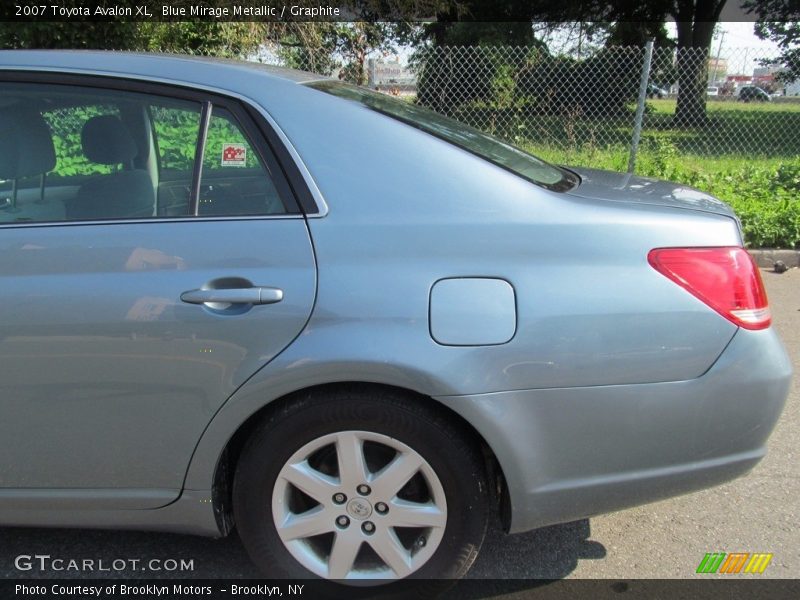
[0,50,326,85]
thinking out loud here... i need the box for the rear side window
[197,106,285,216]
[0,80,294,224]
[151,104,202,173]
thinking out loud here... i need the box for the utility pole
[711,29,726,86]
[742,48,749,78]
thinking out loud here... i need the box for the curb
[748,249,800,269]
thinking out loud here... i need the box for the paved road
[2,269,798,582]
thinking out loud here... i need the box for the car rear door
[0,74,316,508]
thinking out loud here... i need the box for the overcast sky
[666,22,779,52]
[665,22,781,75]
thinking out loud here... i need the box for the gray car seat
[0,107,56,209]
[68,115,154,220]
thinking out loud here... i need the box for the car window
[305,80,578,192]
[0,81,290,223]
[151,104,202,174]
[149,103,203,216]
[197,106,285,216]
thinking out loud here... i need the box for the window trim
[0,70,312,224]
[242,103,323,216]
[189,101,212,216]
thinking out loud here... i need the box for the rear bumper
[436,327,791,534]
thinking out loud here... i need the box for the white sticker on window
[221,143,247,167]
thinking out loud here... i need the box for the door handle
[180,287,283,305]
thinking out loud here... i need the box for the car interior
[0,83,287,223]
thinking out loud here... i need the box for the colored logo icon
[696,552,773,574]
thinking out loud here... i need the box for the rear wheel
[232,386,489,590]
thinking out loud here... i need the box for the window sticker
[221,143,247,167]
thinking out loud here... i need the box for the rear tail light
[648,247,771,330]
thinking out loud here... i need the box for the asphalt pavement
[2,269,798,582]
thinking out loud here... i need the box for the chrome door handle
[180,287,283,305]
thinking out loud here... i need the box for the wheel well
[211,381,511,536]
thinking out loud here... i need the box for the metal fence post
[628,39,655,174]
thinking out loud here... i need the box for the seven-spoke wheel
[272,430,447,579]
[232,386,489,589]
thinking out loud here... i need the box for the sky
[666,22,781,76]
[716,21,777,51]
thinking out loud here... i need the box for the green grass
[468,97,800,160]
[641,98,800,158]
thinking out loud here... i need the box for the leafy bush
[45,105,117,178]
[636,141,800,248]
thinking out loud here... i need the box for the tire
[232,385,489,595]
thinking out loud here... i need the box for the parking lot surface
[2,269,798,581]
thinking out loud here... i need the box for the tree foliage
[0,20,140,51]
[276,22,415,84]
[747,0,800,82]
[415,0,734,126]
[0,19,269,57]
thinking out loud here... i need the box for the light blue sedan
[0,51,791,588]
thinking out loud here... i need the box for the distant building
[707,57,728,85]
[368,58,417,95]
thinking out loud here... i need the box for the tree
[747,0,800,82]
[0,17,268,58]
[415,0,729,125]
[670,0,729,125]
[412,3,592,115]
[596,0,731,126]
[276,22,412,84]
[0,20,140,51]
[605,21,673,47]
[335,23,411,85]
[0,0,280,56]
[137,22,268,57]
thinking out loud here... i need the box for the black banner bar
[0,1,766,23]
[3,579,800,600]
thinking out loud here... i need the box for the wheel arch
[202,381,511,537]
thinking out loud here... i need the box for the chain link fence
[239,43,798,172]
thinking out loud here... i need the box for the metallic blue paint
[0,52,790,540]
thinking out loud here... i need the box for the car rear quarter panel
[257,86,741,391]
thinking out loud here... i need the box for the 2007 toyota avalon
[0,51,791,588]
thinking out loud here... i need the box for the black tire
[232,385,489,597]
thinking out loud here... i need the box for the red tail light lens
[648,247,770,330]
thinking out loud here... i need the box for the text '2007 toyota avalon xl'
[0,51,791,590]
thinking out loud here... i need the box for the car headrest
[81,115,138,165]
[0,108,56,180]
